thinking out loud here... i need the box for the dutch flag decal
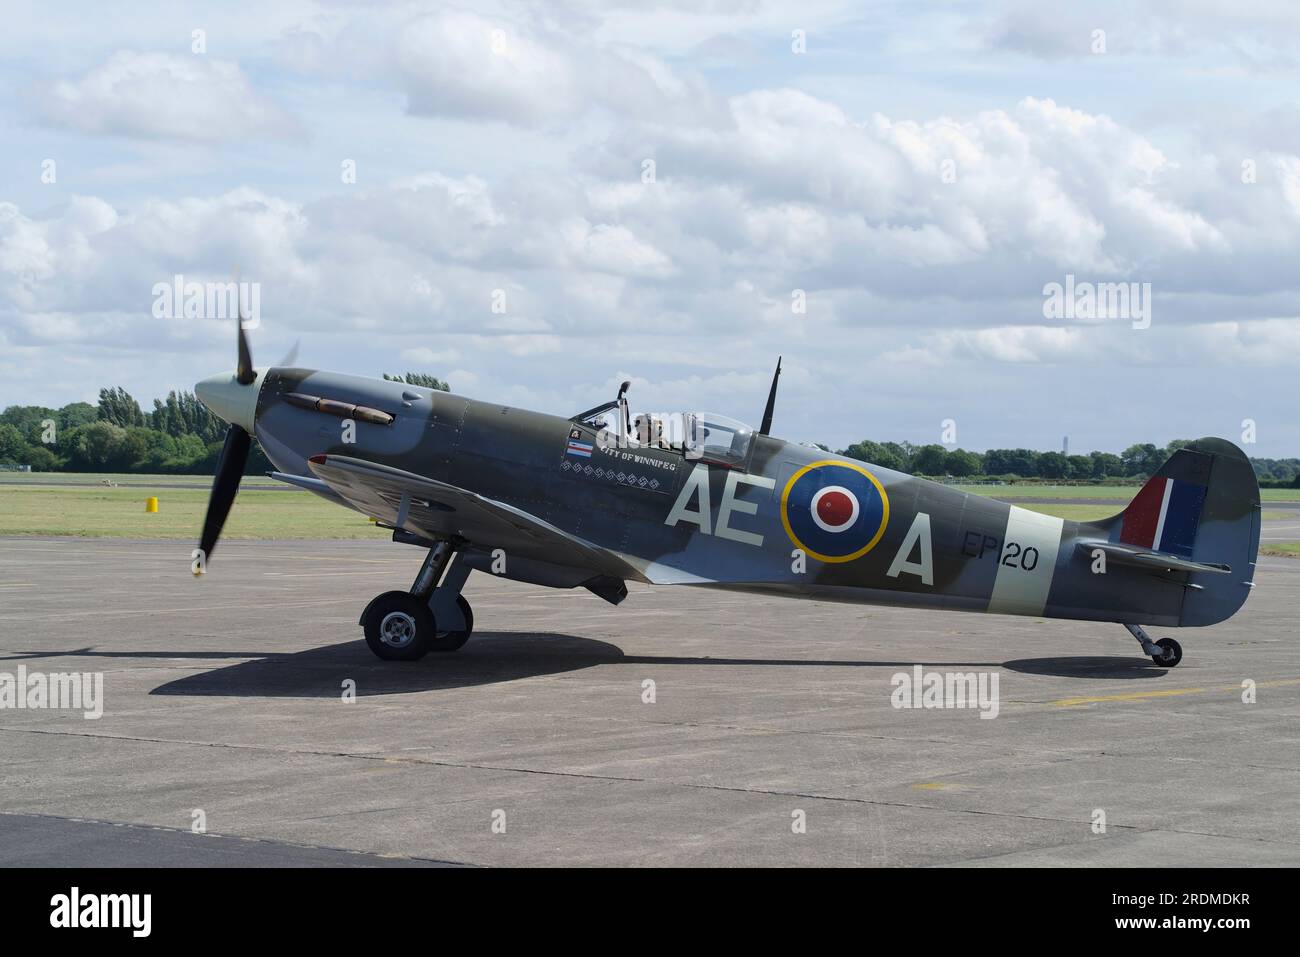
[1119,475,1208,559]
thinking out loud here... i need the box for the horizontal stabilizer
[1076,540,1230,575]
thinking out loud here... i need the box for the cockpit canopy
[572,380,755,467]
[683,413,752,468]
[576,405,754,467]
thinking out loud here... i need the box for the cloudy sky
[3,0,1299,456]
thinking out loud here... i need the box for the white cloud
[35,51,300,142]
[891,317,1300,368]
[983,0,1300,66]
[559,220,674,277]
[0,196,117,309]
[614,93,1240,278]
[401,347,461,365]
[6,85,1300,367]
[397,11,580,126]
[393,8,721,128]
[6,1,1300,454]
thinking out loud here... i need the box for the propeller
[195,309,257,574]
[235,312,256,384]
[278,339,300,368]
[196,422,250,570]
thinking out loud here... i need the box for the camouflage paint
[248,367,1258,629]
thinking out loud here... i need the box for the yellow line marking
[1052,677,1300,708]
[911,782,957,790]
[263,572,387,579]
[1054,687,1206,706]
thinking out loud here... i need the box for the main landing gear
[361,541,474,660]
[1125,623,1182,668]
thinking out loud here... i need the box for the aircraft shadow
[1001,656,1170,679]
[0,648,267,662]
[149,632,623,697]
[12,637,1162,697]
[147,634,1003,698]
[158,641,1162,696]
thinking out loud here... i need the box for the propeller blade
[196,424,251,569]
[236,314,255,385]
[278,339,300,368]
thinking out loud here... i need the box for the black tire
[1152,636,1182,668]
[430,595,473,652]
[363,590,435,661]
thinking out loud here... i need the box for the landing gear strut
[361,541,474,660]
[1125,623,1182,668]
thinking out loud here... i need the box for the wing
[268,470,348,506]
[304,453,650,584]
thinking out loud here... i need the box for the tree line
[0,387,259,474]
[2,380,1295,485]
[0,374,449,474]
[838,439,1300,486]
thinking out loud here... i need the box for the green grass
[960,484,1300,503]
[0,471,289,488]
[0,471,215,486]
[1,477,1294,541]
[0,486,388,540]
[1261,543,1300,558]
[955,484,1140,499]
[1017,503,1290,523]
[1256,491,1300,502]
[7,472,1297,500]
[1016,504,1119,522]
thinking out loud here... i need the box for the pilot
[651,417,667,449]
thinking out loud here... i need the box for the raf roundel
[810,485,858,532]
[781,461,889,563]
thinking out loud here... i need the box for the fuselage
[216,366,1229,629]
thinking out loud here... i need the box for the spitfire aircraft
[194,322,1259,667]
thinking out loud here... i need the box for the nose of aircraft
[195,369,263,432]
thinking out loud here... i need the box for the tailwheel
[1152,637,1182,668]
[363,590,435,661]
[1125,623,1183,668]
[431,596,473,652]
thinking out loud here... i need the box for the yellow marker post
[145,497,158,513]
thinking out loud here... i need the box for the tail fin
[1108,438,1260,625]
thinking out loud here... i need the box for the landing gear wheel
[363,590,435,661]
[1152,637,1182,668]
[430,595,473,652]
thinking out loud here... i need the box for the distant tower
[1062,435,1069,456]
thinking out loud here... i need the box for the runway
[1,534,1298,867]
